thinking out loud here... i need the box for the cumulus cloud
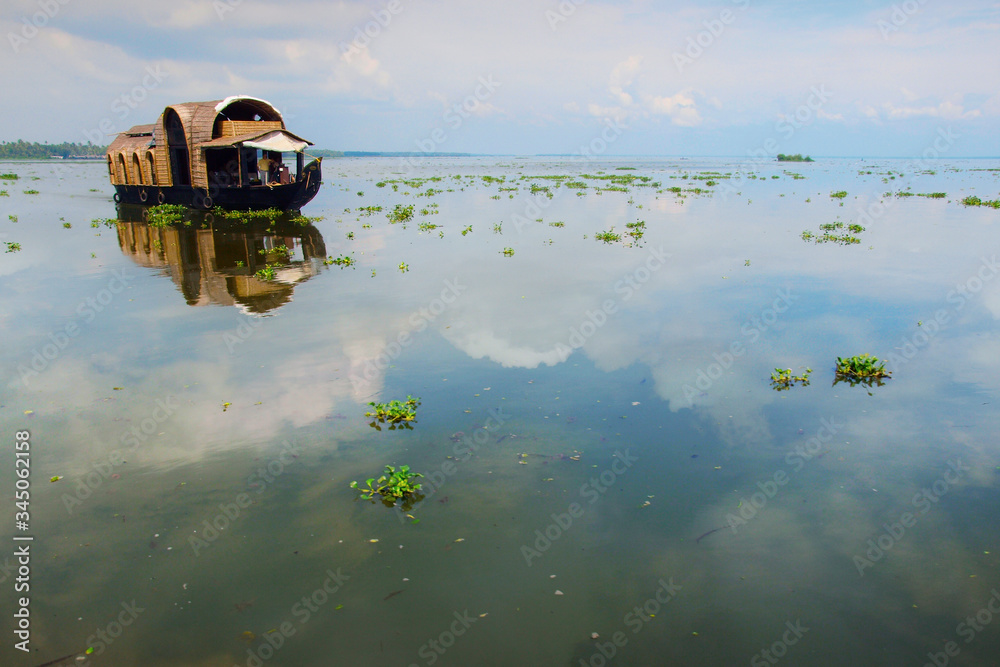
[884,100,981,120]
[647,90,702,126]
[583,55,703,127]
[608,54,643,107]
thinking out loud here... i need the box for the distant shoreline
[0,140,106,160]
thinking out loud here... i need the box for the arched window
[118,154,130,185]
[165,109,190,186]
[146,151,157,185]
[106,156,114,180]
[132,154,143,185]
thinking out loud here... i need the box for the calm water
[1,156,999,666]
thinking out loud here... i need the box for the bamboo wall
[214,119,283,137]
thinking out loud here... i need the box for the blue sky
[1,0,998,156]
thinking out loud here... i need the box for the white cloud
[984,93,1000,116]
[608,54,643,107]
[884,100,981,120]
[587,102,629,124]
[160,0,219,29]
[647,91,702,126]
[582,55,703,127]
[340,48,392,88]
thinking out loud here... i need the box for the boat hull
[112,159,322,211]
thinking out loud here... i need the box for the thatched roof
[168,97,284,146]
[107,131,153,154]
[163,97,287,189]
[124,125,155,137]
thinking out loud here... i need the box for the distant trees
[776,153,814,162]
[0,140,106,159]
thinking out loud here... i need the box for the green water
[1,157,999,666]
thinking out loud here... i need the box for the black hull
[113,159,322,211]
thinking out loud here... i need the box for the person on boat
[258,154,274,184]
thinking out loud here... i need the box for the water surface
[1,157,999,666]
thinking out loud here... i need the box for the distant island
[0,140,106,159]
[776,153,814,162]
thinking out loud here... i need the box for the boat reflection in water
[114,204,327,313]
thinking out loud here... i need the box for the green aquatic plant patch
[254,264,277,281]
[147,204,187,227]
[962,195,1000,209]
[835,354,890,379]
[387,204,415,224]
[802,221,864,245]
[366,396,420,430]
[324,254,355,267]
[351,465,424,511]
[770,367,811,391]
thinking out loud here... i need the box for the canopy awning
[201,129,312,153]
[244,130,310,153]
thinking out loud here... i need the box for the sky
[1,0,999,157]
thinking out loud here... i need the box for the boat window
[146,151,157,186]
[118,154,129,185]
[165,109,190,186]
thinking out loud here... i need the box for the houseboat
[106,96,322,210]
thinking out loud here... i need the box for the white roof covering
[215,95,281,116]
